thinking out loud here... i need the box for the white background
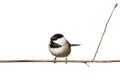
[0,0,120,80]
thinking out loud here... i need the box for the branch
[0,59,120,63]
[92,3,118,60]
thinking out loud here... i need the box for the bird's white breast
[49,46,65,55]
[49,43,71,57]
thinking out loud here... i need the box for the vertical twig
[92,3,118,60]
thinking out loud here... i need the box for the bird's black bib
[50,41,62,48]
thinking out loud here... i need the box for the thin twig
[0,59,119,63]
[92,3,118,60]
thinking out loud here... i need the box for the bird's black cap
[51,33,64,40]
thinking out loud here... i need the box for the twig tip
[115,3,118,8]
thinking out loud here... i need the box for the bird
[48,33,80,63]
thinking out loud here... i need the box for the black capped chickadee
[48,33,80,63]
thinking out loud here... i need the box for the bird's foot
[53,57,57,63]
[65,57,67,64]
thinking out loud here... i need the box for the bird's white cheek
[54,37,66,45]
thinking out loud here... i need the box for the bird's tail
[70,44,81,46]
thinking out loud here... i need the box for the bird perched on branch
[48,33,80,63]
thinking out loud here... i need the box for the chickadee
[48,33,80,63]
